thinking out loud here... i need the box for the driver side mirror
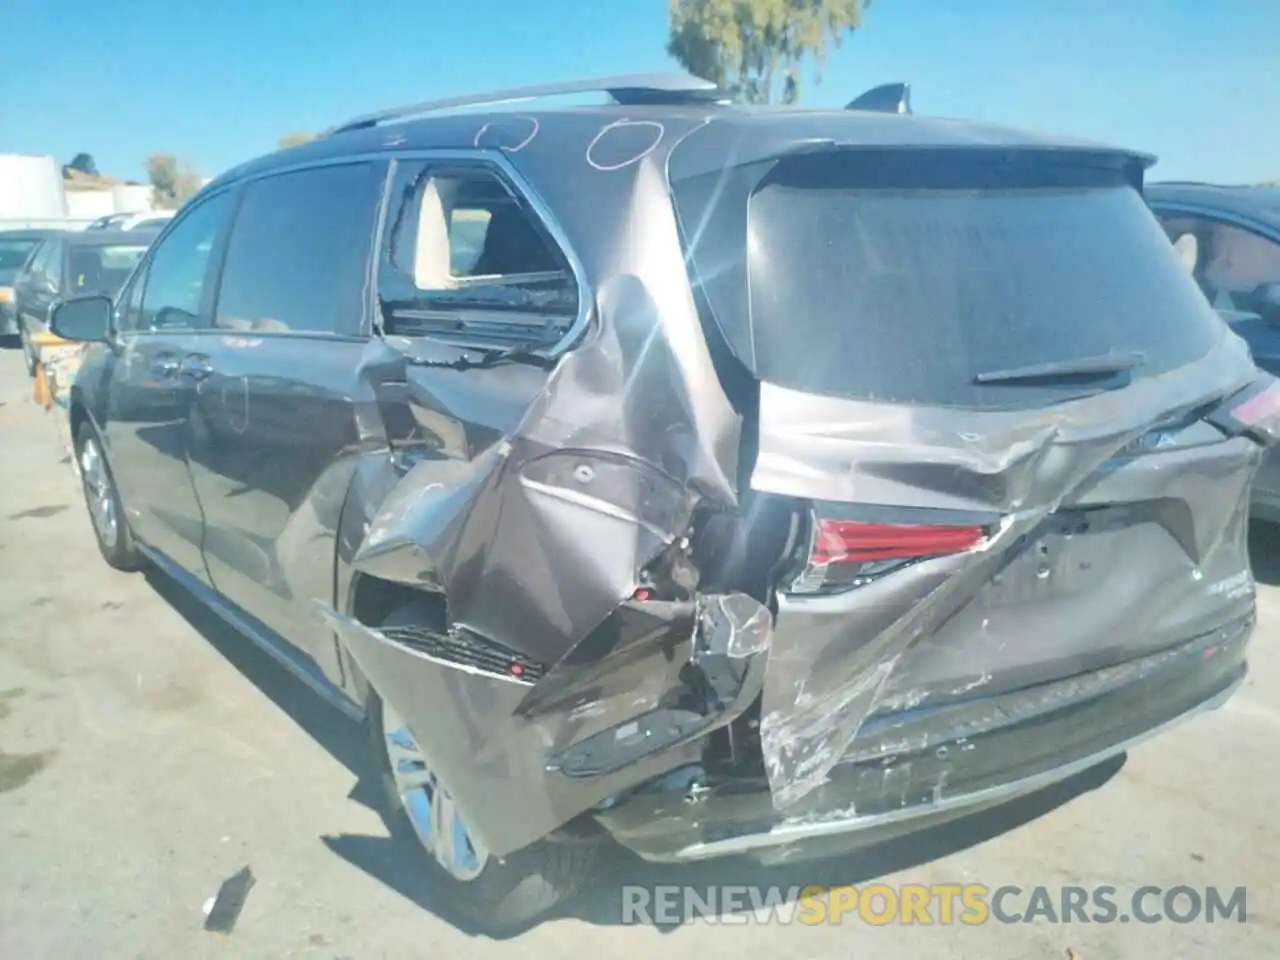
[50,294,113,343]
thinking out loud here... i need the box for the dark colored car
[12,228,157,374]
[0,229,60,338]
[1146,182,1280,521]
[86,211,176,232]
[48,74,1278,933]
[85,213,131,231]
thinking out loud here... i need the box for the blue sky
[2,0,1276,184]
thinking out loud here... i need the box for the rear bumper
[595,612,1251,863]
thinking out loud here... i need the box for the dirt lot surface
[1,349,1277,958]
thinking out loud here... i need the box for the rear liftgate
[754,340,1277,809]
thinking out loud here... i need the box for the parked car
[86,211,174,232]
[48,74,1278,933]
[13,228,158,374]
[0,228,61,338]
[85,213,129,231]
[1147,182,1280,521]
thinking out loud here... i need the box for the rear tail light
[1230,380,1280,437]
[790,512,990,595]
[1208,376,1280,445]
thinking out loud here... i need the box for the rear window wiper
[972,351,1147,385]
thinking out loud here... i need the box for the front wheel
[366,604,599,934]
[75,422,145,571]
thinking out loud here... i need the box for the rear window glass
[678,151,1225,409]
[68,243,149,295]
[0,239,39,272]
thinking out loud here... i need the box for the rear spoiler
[845,82,911,115]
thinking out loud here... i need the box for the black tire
[366,603,599,935]
[74,421,145,571]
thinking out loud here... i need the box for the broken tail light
[789,510,991,595]
[1207,375,1280,445]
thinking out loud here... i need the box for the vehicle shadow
[1248,519,1280,585]
[144,567,1126,939]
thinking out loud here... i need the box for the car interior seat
[69,249,103,292]
[413,177,459,291]
[470,202,559,277]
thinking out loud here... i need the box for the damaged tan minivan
[53,75,1280,932]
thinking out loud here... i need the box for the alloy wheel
[79,437,118,550]
[382,700,489,881]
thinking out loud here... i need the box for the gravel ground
[0,347,1277,959]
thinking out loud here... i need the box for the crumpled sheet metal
[351,153,741,667]
[755,332,1264,811]
[322,591,771,856]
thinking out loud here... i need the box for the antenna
[845,82,912,115]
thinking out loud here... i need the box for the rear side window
[0,238,40,272]
[677,151,1226,409]
[378,161,578,343]
[44,241,65,287]
[23,241,53,280]
[67,243,148,296]
[1155,213,1280,312]
[214,162,384,335]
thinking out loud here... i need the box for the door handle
[180,353,213,381]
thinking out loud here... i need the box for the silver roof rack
[328,73,732,135]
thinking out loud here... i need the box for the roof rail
[328,73,732,135]
[845,82,912,115]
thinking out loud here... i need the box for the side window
[379,162,578,341]
[1158,214,1280,310]
[1201,222,1280,309]
[213,162,384,335]
[44,241,65,288]
[138,191,233,331]
[115,264,149,332]
[1156,215,1202,273]
[23,242,52,281]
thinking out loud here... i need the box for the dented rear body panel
[79,97,1278,866]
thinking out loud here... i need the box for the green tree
[65,152,99,176]
[668,0,872,104]
[277,131,315,149]
[146,152,204,209]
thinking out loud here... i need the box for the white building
[0,154,157,230]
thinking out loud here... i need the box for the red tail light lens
[792,515,989,595]
[1231,380,1280,431]
[1208,376,1280,445]
[812,520,987,565]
